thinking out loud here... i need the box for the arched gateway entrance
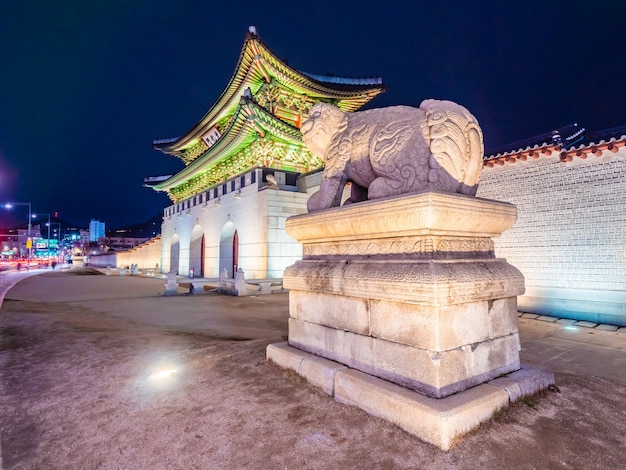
[189,225,205,277]
[219,221,238,278]
[170,234,180,274]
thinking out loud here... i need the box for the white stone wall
[160,217,176,274]
[117,236,162,270]
[477,148,626,325]
[159,168,309,280]
[228,185,268,279]
[89,252,117,268]
[90,236,162,271]
[264,189,309,278]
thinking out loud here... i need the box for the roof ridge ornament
[248,26,258,36]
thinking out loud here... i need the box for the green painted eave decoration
[167,139,321,202]
[249,109,301,142]
[256,81,316,113]
[179,115,235,164]
[180,140,209,163]
[168,98,303,181]
[154,95,325,197]
[155,111,255,191]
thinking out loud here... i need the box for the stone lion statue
[301,100,484,212]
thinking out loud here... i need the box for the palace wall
[477,147,626,325]
[89,235,162,271]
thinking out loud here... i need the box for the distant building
[89,219,105,242]
[0,227,41,259]
[17,227,41,258]
[76,229,90,249]
[0,229,20,259]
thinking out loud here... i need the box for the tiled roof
[148,96,312,193]
[152,26,385,155]
[483,123,626,168]
[581,125,626,147]
[300,72,384,87]
[144,175,172,187]
[485,122,584,157]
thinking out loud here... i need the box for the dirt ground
[1,270,626,469]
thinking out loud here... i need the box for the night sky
[1,0,624,229]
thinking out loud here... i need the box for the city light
[4,201,32,261]
[2,204,63,266]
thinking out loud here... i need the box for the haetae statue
[301,100,484,212]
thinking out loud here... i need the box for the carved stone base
[268,192,555,447]
[282,192,525,398]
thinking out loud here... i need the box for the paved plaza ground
[1,268,625,469]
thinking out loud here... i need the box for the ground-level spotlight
[152,368,178,379]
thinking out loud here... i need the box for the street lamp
[4,202,32,261]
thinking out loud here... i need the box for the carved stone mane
[300,100,484,212]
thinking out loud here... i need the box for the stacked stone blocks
[282,192,525,398]
[268,191,556,449]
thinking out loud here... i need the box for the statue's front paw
[307,191,324,212]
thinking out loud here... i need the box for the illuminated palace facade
[145,27,384,279]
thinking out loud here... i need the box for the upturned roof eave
[153,29,385,155]
[153,31,260,154]
[151,100,304,192]
[257,44,386,107]
[152,106,254,191]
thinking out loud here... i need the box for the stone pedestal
[164,271,179,296]
[235,268,247,296]
[284,191,524,398]
[267,192,554,449]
